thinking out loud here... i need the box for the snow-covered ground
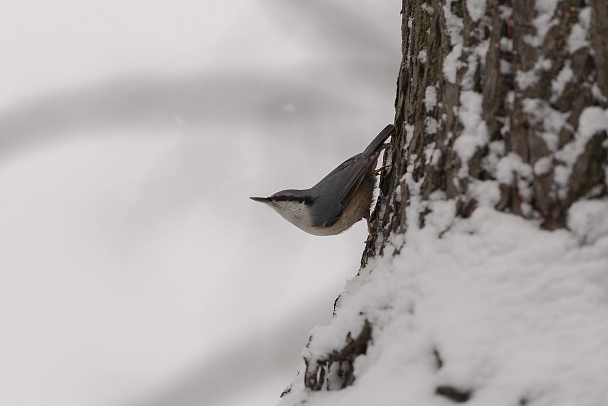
[281,203,608,405]
[0,1,400,406]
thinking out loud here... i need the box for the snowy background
[0,1,401,406]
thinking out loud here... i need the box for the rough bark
[299,0,607,393]
[368,0,607,257]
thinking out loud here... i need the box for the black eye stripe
[304,196,316,206]
[271,195,316,206]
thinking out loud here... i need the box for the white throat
[271,200,314,231]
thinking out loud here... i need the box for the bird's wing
[328,125,393,205]
[312,154,371,227]
[311,125,394,228]
[336,155,370,208]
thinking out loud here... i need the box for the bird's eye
[304,196,316,206]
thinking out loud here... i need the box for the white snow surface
[554,107,608,199]
[442,0,464,84]
[281,206,608,406]
[568,7,591,53]
[526,0,560,47]
[551,61,574,103]
[454,91,488,177]
[466,0,486,23]
[568,200,608,245]
[424,86,437,111]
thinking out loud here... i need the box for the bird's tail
[361,124,395,157]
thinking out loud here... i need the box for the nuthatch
[250,124,394,236]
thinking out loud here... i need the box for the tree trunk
[374,0,608,247]
[281,0,607,400]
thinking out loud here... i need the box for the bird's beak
[250,196,271,203]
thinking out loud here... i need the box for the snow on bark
[278,0,608,404]
[280,207,608,406]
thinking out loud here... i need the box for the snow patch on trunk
[280,206,608,406]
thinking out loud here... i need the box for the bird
[250,124,394,236]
